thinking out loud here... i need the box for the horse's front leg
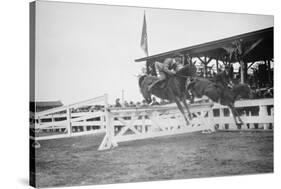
[174,97,189,125]
[181,95,192,120]
[186,90,194,104]
[233,107,244,125]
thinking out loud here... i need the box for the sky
[35,1,273,105]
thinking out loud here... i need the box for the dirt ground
[34,131,273,187]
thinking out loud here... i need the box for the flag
[140,12,148,56]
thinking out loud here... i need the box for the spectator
[141,100,149,107]
[264,88,273,98]
[115,98,122,107]
[124,100,129,107]
[256,90,262,99]
[151,97,160,106]
[136,102,141,108]
[129,101,136,107]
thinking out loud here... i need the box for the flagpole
[145,11,149,57]
[140,11,149,57]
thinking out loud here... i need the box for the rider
[174,56,184,71]
[147,58,176,92]
[214,65,233,88]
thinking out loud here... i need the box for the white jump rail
[98,102,215,151]
[30,94,108,141]
[30,96,274,150]
[212,98,273,130]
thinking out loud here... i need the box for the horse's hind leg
[174,97,189,125]
[229,105,244,126]
[233,108,244,125]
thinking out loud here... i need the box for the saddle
[150,70,173,90]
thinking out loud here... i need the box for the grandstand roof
[135,27,273,63]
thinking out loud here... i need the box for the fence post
[271,107,274,129]
[98,94,118,151]
[259,105,268,130]
[219,107,224,130]
[228,108,236,130]
[208,106,215,132]
[66,107,72,136]
[141,114,146,133]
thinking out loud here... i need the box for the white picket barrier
[98,102,215,151]
[30,94,108,142]
[212,98,273,130]
[30,95,273,150]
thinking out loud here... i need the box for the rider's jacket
[155,59,176,80]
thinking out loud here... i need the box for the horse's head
[138,75,152,104]
[232,84,251,100]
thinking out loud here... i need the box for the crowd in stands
[71,105,104,113]
[112,97,168,108]
[251,87,273,99]
[68,97,168,113]
[69,87,273,113]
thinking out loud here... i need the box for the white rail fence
[30,95,108,141]
[212,98,273,130]
[30,96,273,149]
[98,103,215,150]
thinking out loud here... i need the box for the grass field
[34,131,273,187]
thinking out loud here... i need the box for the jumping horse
[187,76,251,126]
[139,64,197,124]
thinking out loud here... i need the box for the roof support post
[182,54,186,65]
[240,60,245,84]
[267,60,271,84]
[204,57,207,77]
[198,56,212,77]
[244,61,248,82]
[216,59,219,73]
[146,61,156,76]
[146,61,149,75]
[239,60,247,84]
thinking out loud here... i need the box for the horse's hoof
[202,129,213,134]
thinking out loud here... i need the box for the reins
[175,73,192,79]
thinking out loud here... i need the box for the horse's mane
[176,64,197,77]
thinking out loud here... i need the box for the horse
[138,64,197,124]
[187,77,251,126]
